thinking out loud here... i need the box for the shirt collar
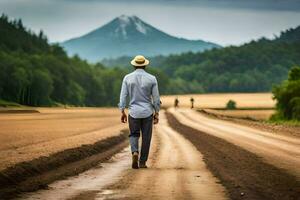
[135,69,145,73]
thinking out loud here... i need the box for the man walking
[118,55,160,169]
[190,97,194,109]
[174,97,179,109]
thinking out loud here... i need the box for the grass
[0,99,22,107]
[0,99,76,108]
[267,119,300,126]
[268,113,300,126]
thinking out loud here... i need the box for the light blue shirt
[118,69,160,118]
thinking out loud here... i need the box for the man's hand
[121,111,127,123]
[153,113,159,124]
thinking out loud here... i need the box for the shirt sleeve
[118,76,128,111]
[152,77,160,113]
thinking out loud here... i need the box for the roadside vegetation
[0,99,21,107]
[271,66,300,124]
[226,100,236,110]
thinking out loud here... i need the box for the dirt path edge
[0,130,129,199]
[198,109,300,136]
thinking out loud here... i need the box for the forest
[156,32,300,93]
[0,15,169,106]
[0,14,299,108]
[103,27,300,94]
[0,15,119,106]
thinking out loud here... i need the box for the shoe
[132,152,139,169]
[139,161,147,168]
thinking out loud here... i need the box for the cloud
[1,0,299,45]
[61,0,300,11]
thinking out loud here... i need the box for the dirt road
[167,110,299,200]
[169,108,300,178]
[19,111,227,200]
[11,108,300,199]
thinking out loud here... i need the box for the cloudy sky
[1,0,300,46]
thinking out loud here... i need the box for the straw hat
[131,55,150,67]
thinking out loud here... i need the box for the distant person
[190,97,194,109]
[118,55,160,169]
[174,97,179,109]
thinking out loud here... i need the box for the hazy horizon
[1,0,300,46]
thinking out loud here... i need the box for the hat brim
[131,59,150,67]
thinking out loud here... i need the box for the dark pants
[128,115,153,163]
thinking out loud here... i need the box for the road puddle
[17,147,130,200]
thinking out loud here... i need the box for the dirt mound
[0,131,128,199]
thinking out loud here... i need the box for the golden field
[0,108,126,171]
[161,93,275,109]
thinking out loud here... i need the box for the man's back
[119,55,160,169]
[119,69,160,119]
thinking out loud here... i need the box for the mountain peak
[117,15,139,22]
[62,15,220,61]
[114,15,149,37]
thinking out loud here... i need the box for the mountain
[61,15,220,62]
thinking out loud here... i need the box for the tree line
[104,26,300,94]
[155,27,300,93]
[0,14,171,107]
[1,14,300,108]
[0,15,127,106]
